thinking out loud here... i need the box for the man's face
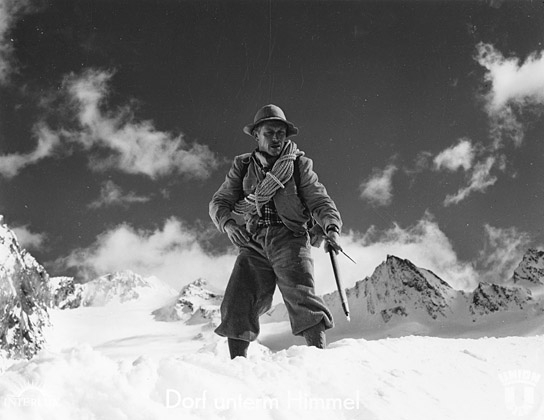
[255,121,287,157]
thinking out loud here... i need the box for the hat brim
[243,117,299,137]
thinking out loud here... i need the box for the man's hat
[243,104,299,137]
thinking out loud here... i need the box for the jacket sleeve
[209,154,249,233]
[297,156,342,233]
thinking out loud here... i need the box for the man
[209,104,342,359]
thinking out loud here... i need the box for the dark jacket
[209,152,342,236]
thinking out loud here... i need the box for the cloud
[0,0,42,84]
[88,180,150,209]
[1,68,221,179]
[58,214,479,295]
[12,224,46,250]
[443,156,498,206]
[57,214,531,299]
[430,43,544,205]
[477,43,544,112]
[360,164,397,207]
[62,69,220,179]
[476,42,544,148]
[59,217,237,291]
[476,224,531,283]
[0,123,61,178]
[433,139,475,172]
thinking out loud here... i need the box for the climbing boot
[228,338,249,359]
[302,321,326,349]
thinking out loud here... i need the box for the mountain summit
[322,254,542,338]
[511,248,544,288]
[152,278,222,325]
[264,253,544,342]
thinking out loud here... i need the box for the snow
[0,286,543,420]
[1,231,544,419]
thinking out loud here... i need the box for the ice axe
[324,235,355,322]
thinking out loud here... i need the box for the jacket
[209,151,342,236]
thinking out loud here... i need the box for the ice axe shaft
[329,249,351,322]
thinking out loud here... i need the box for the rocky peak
[361,255,456,321]
[470,282,533,316]
[50,276,84,309]
[511,248,544,287]
[152,278,222,324]
[0,219,51,359]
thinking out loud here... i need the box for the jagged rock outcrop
[511,248,544,288]
[152,278,222,325]
[470,282,533,316]
[50,276,84,309]
[0,218,51,359]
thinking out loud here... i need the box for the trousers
[215,225,334,342]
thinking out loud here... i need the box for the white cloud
[476,43,544,112]
[434,139,475,172]
[0,123,60,178]
[88,180,150,209]
[61,217,237,291]
[12,224,46,250]
[59,214,478,295]
[476,43,544,148]
[63,69,220,179]
[443,156,498,206]
[360,164,397,207]
[1,68,221,179]
[58,214,532,299]
[477,224,531,283]
[435,43,544,205]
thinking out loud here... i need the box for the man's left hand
[324,231,341,254]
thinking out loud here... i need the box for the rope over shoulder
[233,140,304,217]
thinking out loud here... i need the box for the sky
[1,0,543,294]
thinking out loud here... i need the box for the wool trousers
[215,225,334,342]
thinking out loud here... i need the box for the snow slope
[1,330,543,420]
[1,248,544,419]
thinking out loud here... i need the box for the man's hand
[324,231,341,254]
[224,220,250,247]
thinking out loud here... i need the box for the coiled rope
[233,140,303,217]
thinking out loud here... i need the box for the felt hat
[243,104,299,137]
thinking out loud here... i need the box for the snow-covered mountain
[510,248,544,289]
[152,278,222,325]
[263,254,544,341]
[51,270,177,307]
[0,217,51,359]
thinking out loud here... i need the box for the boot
[302,321,326,349]
[228,338,249,359]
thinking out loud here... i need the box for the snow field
[1,334,543,420]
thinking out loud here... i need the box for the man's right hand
[224,220,250,247]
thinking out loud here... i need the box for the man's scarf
[233,140,304,217]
